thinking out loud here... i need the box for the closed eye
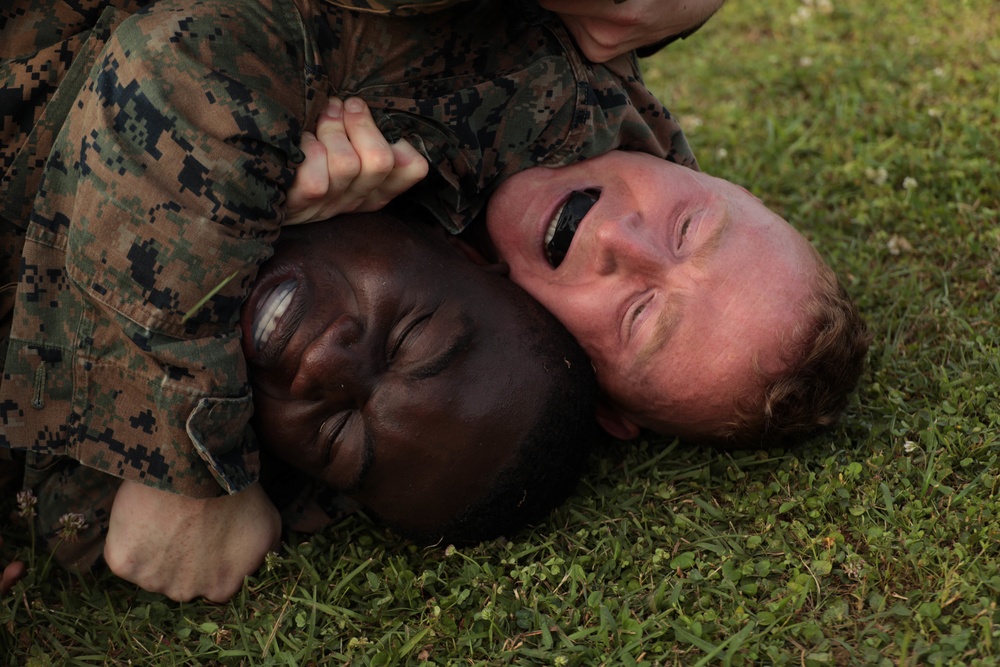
[633,302,647,321]
[321,411,352,465]
[389,313,431,362]
[626,291,655,340]
[678,216,692,249]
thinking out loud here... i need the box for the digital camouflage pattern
[320,0,468,14]
[310,0,697,231]
[1,0,695,563]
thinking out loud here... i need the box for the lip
[535,191,572,265]
[241,264,307,366]
[535,187,602,271]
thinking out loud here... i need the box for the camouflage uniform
[320,0,467,13]
[0,0,695,563]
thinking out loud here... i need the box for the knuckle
[333,153,363,181]
[411,158,430,180]
[204,588,228,604]
[298,173,329,200]
[586,24,625,50]
[167,587,195,603]
[103,545,126,575]
[580,42,616,63]
[103,543,137,579]
[364,147,395,176]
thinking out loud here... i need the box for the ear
[595,401,641,440]
[444,235,509,276]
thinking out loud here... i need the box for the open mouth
[251,278,298,352]
[544,189,600,268]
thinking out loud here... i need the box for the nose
[593,214,663,277]
[290,314,374,404]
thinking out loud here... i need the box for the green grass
[3,0,999,664]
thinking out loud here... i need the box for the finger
[354,139,429,213]
[316,97,364,203]
[285,132,331,225]
[559,15,632,63]
[1,561,27,595]
[202,574,245,604]
[340,97,395,202]
[162,583,198,603]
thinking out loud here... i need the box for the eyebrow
[691,207,732,263]
[408,311,476,381]
[632,210,733,368]
[633,297,684,371]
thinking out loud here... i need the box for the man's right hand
[104,481,281,603]
[285,96,429,225]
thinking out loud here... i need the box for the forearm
[60,0,319,324]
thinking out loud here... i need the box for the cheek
[506,271,596,335]
[492,223,522,259]
[252,397,307,460]
[550,296,612,360]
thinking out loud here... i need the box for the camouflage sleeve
[326,1,695,232]
[319,0,472,16]
[3,0,328,497]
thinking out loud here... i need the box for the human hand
[285,96,429,225]
[0,537,26,595]
[539,0,725,63]
[104,481,281,603]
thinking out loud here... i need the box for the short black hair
[386,283,601,546]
